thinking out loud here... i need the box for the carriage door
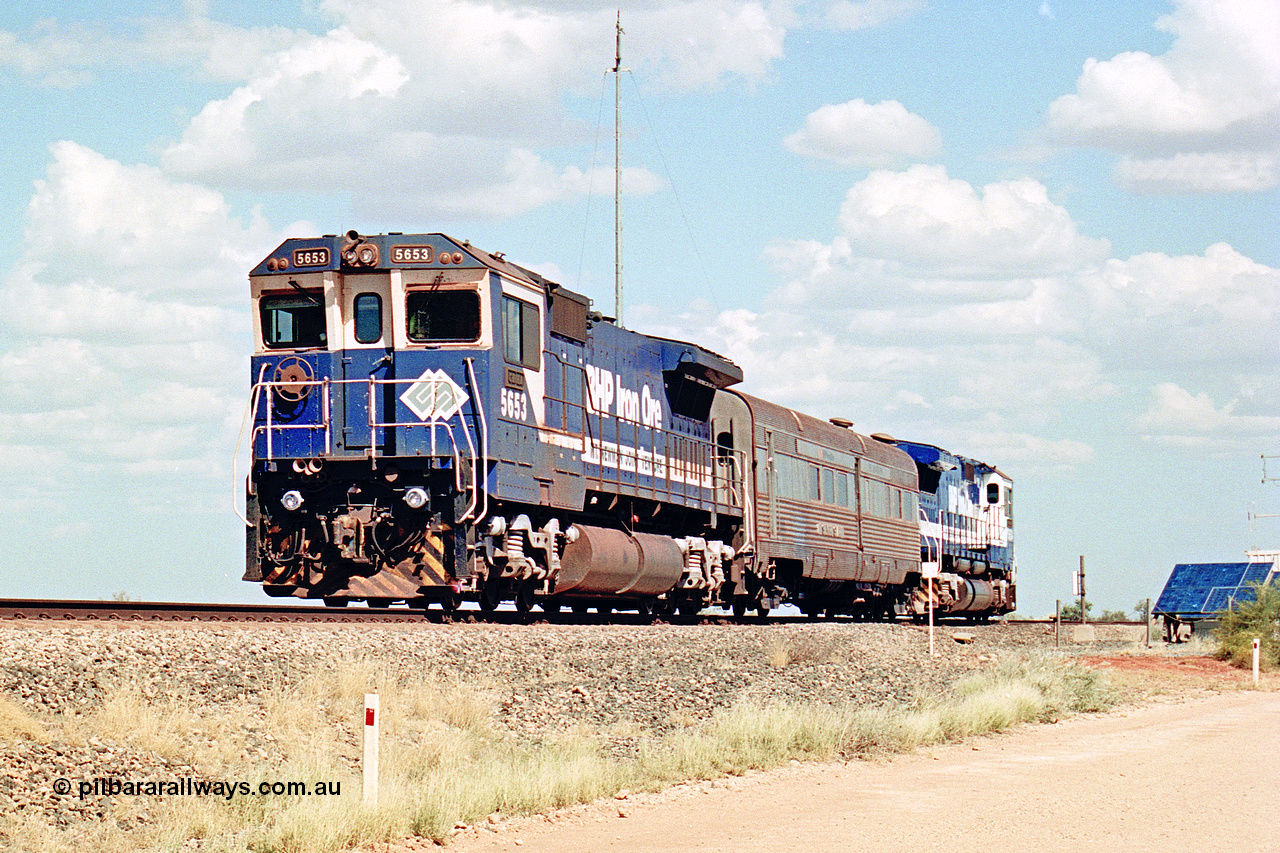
[336,273,394,456]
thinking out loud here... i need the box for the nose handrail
[246,370,484,518]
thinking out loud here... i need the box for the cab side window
[354,293,382,344]
[502,295,541,370]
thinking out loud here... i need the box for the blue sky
[1,0,1277,615]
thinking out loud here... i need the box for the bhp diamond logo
[400,369,469,422]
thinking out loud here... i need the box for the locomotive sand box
[241,232,1014,619]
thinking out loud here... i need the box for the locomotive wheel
[479,579,503,612]
[756,603,771,619]
[731,599,747,618]
[677,600,701,618]
[542,600,562,615]
[322,597,349,608]
[367,598,392,609]
[514,580,537,613]
[440,590,461,612]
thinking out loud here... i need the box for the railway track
[0,598,1070,626]
[0,598,443,624]
[0,598,699,625]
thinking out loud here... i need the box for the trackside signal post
[1072,556,1087,624]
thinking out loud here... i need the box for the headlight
[281,490,304,511]
[404,487,428,509]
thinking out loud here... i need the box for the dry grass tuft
[0,697,48,743]
[643,653,1115,778]
[762,630,838,668]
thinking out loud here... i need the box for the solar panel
[1202,587,1237,614]
[1241,562,1272,585]
[1155,558,1279,617]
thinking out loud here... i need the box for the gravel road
[441,690,1280,853]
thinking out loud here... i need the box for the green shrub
[1214,581,1280,670]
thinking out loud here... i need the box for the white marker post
[1253,639,1261,686]
[363,693,379,807]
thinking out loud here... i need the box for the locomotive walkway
[449,690,1280,853]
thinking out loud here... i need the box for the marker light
[281,490,305,511]
[404,487,429,509]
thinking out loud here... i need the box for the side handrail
[232,363,271,526]
[463,358,488,523]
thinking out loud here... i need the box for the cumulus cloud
[1137,383,1280,438]
[0,144,283,516]
[6,1,793,220]
[639,164,1276,468]
[1047,0,1280,192]
[154,3,682,217]
[26,142,275,303]
[783,99,942,167]
[833,165,1110,276]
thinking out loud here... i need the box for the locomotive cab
[242,234,537,605]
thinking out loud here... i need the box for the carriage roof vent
[829,417,854,429]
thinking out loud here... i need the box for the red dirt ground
[1078,653,1266,684]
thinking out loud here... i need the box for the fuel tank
[555,524,685,596]
[947,577,998,613]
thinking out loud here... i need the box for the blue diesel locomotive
[888,441,1016,617]
[240,231,1014,618]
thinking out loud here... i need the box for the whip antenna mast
[613,11,624,326]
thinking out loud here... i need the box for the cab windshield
[406,289,481,342]
[261,292,326,349]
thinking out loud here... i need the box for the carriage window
[987,482,1001,504]
[261,292,326,349]
[354,293,382,344]
[406,289,481,342]
[835,471,849,507]
[860,479,890,517]
[502,295,541,370]
[809,465,821,502]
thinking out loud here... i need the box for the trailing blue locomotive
[240,231,1014,619]
[886,440,1016,617]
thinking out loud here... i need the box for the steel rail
[0,598,1076,627]
[0,598,435,624]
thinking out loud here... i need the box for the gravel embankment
[0,619,1070,832]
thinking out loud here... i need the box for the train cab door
[709,392,751,512]
[495,282,552,502]
[335,273,394,457]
